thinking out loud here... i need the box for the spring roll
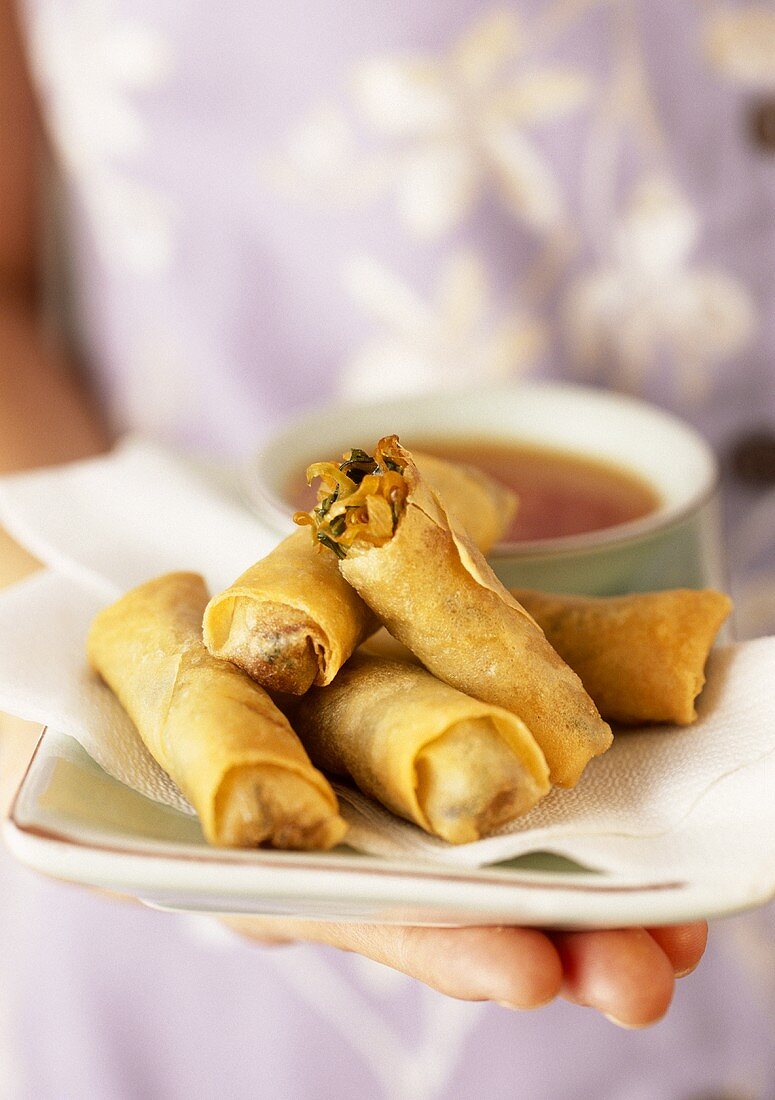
[87,572,346,850]
[203,455,517,695]
[204,528,375,694]
[511,587,733,725]
[285,654,550,844]
[297,437,612,788]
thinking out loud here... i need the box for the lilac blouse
[2,1,773,1096]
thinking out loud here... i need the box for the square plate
[5,729,769,929]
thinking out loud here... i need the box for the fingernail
[675,965,695,979]
[603,1012,641,1030]
[496,992,555,1012]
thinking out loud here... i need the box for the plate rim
[6,729,774,928]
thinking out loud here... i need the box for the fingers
[551,927,676,1028]
[224,917,706,1026]
[224,917,563,1008]
[336,924,564,1008]
[221,915,304,947]
[646,922,708,977]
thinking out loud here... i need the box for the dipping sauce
[287,438,661,544]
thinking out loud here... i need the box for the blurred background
[0,1,773,1097]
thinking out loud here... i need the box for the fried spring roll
[285,654,550,844]
[87,572,346,850]
[297,437,612,788]
[511,588,733,725]
[204,529,375,694]
[203,456,517,695]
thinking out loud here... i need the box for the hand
[0,723,705,1027]
[222,916,707,1028]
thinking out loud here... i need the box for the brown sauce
[286,438,661,544]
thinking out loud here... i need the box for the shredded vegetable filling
[294,436,408,556]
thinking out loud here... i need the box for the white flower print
[264,104,389,208]
[564,176,756,398]
[704,5,775,90]
[352,9,590,238]
[341,252,547,400]
[29,0,173,273]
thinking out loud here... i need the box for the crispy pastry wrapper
[411,452,517,554]
[87,572,346,849]
[359,627,418,664]
[203,456,515,695]
[284,653,550,844]
[339,442,612,788]
[511,588,733,725]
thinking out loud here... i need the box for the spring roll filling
[218,598,323,693]
[294,438,412,555]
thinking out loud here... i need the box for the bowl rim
[244,382,720,558]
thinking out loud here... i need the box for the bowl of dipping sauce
[246,383,722,596]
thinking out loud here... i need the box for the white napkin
[0,436,276,596]
[0,441,773,886]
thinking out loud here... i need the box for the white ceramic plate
[5,729,769,929]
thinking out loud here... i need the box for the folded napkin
[0,436,276,596]
[0,441,773,887]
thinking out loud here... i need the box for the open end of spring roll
[295,436,612,788]
[285,653,550,844]
[414,718,547,844]
[511,587,733,725]
[88,572,347,850]
[203,529,377,694]
[208,595,320,694]
[215,764,345,849]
